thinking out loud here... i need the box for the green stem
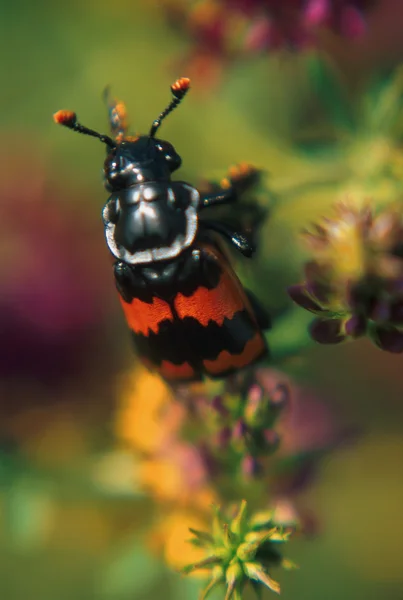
[267,307,314,363]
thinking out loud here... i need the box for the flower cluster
[289,202,403,352]
[183,500,296,599]
[190,372,289,480]
[160,0,373,84]
[115,365,344,574]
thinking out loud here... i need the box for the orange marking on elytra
[159,360,195,381]
[203,333,265,375]
[119,295,173,336]
[174,271,246,327]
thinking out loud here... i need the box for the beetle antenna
[149,77,190,138]
[103,86,129,141]
[53,110,115,148]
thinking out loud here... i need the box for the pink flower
[161,0,373,85]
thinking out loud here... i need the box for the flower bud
[244,384,267,426]
[241,455,262,479]
[232,419,248,452]
[269,383,290,412]
[214,426,232,449]
[211,395,229,417]
[263,429,280,452]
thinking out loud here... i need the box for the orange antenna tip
[149,79,191,137]
[53,110,77,126]
[171,77,191,99]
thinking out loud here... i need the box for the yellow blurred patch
[140,455,216,507]
[140,458,184,503]
[115,369,172,454]
[155,510,209,575]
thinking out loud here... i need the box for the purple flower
[241,454,263,478]
[160,0,373,85]
[288,202,403,353]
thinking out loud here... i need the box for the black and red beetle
[54,78,269,382]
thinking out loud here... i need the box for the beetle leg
[200,220,255,257]
[200,164,261,209]
[200,187,236,209]
[221,163,261,193]
[113,261,145,302]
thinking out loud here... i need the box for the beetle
[53,77,270,382]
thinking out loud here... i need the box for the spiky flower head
[288,202,403,352]
[183,500,296,599]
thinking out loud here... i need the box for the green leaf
[182,556,222,574]
[200,573,224,600]
[236,530,275,561]
[188,527,214,546]
[222,523,236,548]
[229,499,248,537]
[269,307,314,363]
[361,68,403,136]
[281,558,299,571]
[232,586,244,600]
[243,563,281,594]
[212,505,224,542]
[305,55,355,133]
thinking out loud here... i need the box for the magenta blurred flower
[0,145,111,382]
[161,0,373,84]
[255,368,347,484]
[253,368,353,536]
[243,0,370,51]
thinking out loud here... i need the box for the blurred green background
[1,0,403,598]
